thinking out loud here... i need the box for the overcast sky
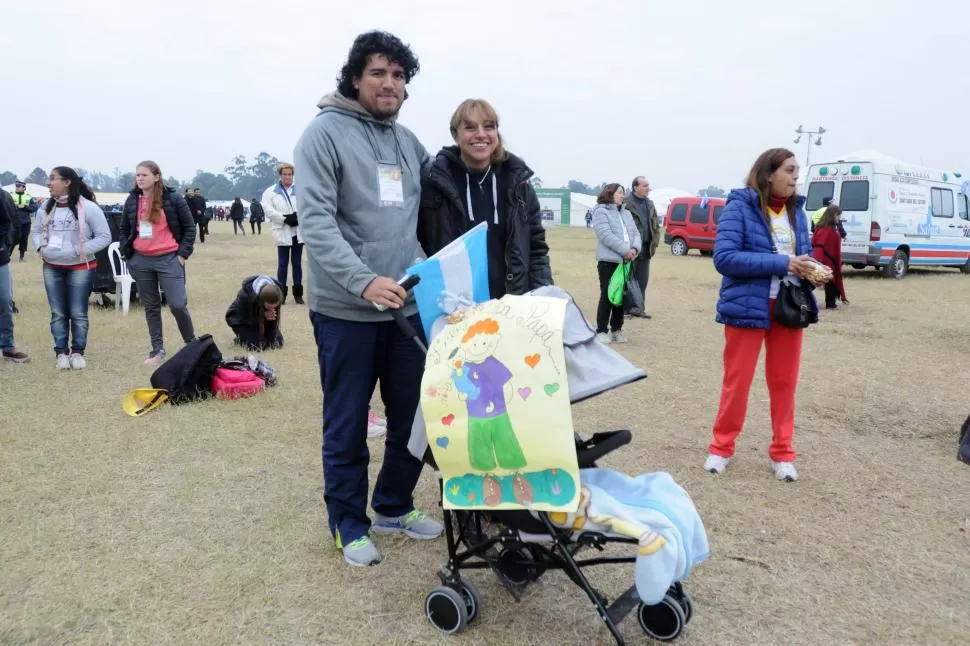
[4,0,968,192]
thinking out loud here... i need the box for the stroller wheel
[637,595,686,642]
[678,591,693,624]
[425,586,468,635]
[458,579,481,623]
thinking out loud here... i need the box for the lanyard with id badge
[377,162,405,207]
[371,161,407,313]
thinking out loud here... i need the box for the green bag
[608,261,631,306]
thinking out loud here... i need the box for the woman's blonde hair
[449,99,508,165]
[276,162,294,176]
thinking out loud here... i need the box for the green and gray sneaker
[337,534,382,567]
[372,509,444,540]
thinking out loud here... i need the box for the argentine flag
[406,222,490,340]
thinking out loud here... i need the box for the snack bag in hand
[807,261,833,285]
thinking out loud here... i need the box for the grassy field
[2,221,969,645]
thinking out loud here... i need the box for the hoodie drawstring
[466,170,498,225]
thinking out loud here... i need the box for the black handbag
[774,276,818,328]
[771,237,819,329]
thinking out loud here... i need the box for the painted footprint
[512,473,534,505]
[483,474,503,506]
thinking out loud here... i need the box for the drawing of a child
[454,318,527,472]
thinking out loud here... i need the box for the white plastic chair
[107,242,134,314]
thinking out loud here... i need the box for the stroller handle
[388,274,428,353]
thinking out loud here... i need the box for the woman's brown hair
[745,148,799,229]
[449,99,508,165]
[136,160,164,224]
[254,283,283,343]
[596,183,624,205]
[816,204,842,230]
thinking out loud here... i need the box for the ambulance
[802,153,970,279]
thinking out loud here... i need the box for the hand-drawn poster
[421,295,580,512]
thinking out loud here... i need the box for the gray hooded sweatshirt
[294,91,430,322]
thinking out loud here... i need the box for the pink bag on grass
[211,367,265,400]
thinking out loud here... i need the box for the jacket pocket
[359,235,420,280]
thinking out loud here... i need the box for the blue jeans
[42,264,94,355]
[0,263,14,351]
[277,237,303,286]
[310,310,427,544]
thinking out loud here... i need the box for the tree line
[1,152,283,201]
[3,159,726,201]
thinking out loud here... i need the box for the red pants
[709,302,803,462]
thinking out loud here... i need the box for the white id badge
[377,163,405,206]
[47,232,63,251]
[139,221,153,240]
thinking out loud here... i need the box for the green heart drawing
[543,383,560,396]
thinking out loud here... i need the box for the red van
[663,196,727,256]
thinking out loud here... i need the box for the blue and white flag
[406,222,490,340]
[699,191,709,209]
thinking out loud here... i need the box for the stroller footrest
[606,584,641,625]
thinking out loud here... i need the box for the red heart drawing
[442,414,455,426]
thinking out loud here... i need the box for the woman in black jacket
[120,160,197,365]
[225,274,284,350]
[418,99,552,299]
[249,197,265,235]
[229,197,246,235]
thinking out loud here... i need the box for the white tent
[2,183,48,199]
[569,192,597,227]
[565,187,693,227]
[2,184,130,206]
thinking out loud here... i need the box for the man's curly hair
[336,30,420,99]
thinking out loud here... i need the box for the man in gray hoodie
[294,30,442,567]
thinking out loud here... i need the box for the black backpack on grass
[150,334,223,404]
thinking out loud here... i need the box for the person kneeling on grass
[225,275,284,351]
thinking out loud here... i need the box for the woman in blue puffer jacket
[703,148,829,483]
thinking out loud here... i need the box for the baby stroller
[397,282,702,645]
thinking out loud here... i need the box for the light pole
[793,125,825,169]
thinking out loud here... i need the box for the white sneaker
[704,453,730,474]
[69,353,86,370]
[55,354,71,370]
[367,410,387,439]
[595,332,612,344]
[611,331,629,343]
[772,461,798,482]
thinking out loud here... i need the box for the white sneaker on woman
[595,332,612,345]
[772,461,798,482]
[55,354,71,370]
[704,453,730,474]
[69,353,86,370]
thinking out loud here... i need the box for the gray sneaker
[372,509,444,540]
[611,330,629,343]
[340,535,382,567]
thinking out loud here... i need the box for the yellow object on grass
[122,389,169,417]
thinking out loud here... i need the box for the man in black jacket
[624,176,661,318]
[188,188,208,242]
[0,189,29,362]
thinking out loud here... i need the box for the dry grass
[2,221,969,645]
